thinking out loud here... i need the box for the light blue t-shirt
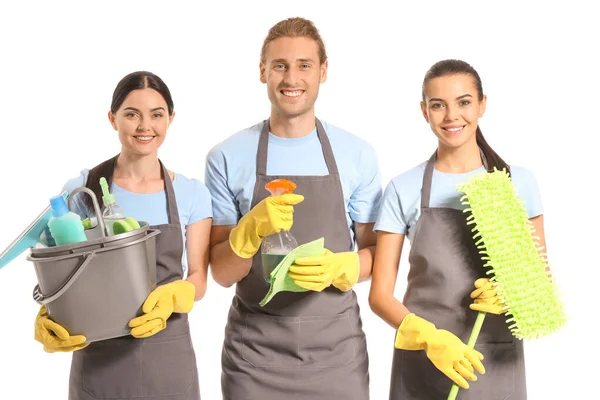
[62,170,213,272]
[205,120,382,246]
[374,162,543,242]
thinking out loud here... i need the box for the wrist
[229,224,262,259]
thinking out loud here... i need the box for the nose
[444,104,459,121]
[137,117,151,132]
[283,67,299,86]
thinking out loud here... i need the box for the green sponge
[447,168,567,399]
[112,217,141,235]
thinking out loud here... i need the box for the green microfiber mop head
[457,168,567,339]
[447,168,567,400]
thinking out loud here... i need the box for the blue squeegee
[0,191,68,270]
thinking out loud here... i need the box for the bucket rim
[28,228,160,262]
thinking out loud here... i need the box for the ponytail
[476,127,510,174]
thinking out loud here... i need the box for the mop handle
[447,311,486,400]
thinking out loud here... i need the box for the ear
[108,111,117,130]
[259,61,267,84]
[420,101,429,123]
[320,60,328,83]
[479,94,487,118]
[169,111,176,125]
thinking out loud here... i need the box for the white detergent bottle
[99,177,125,235]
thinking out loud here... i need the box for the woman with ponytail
[369,59,545,399]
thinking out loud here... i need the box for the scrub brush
[447,168,567,399]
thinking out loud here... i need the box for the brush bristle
[457,168,567,339]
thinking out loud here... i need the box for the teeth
[282,90,302,97]
[135,136,154,141]
[446,127,463,132]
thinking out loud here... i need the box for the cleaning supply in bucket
[99,177,125,235]
[112,217,141,235]
[260,179,299,282]
[446,168,567,400]
[40,226,56,247]
[47,195,88,246]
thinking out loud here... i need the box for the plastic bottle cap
[49,195,70,218]
[265,179,296,195]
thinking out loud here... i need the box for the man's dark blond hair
[261,17,327,64]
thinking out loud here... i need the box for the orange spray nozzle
[265,179,296,196]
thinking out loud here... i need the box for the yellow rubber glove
[34,305,88,353]
[395,313,485,390]
[288,249,360,292]
[128,280,195,338]
[229,193,304,259]
[469,278,504,315]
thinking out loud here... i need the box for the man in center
[205,17,382,399]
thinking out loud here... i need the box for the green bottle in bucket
[100,177,125,235]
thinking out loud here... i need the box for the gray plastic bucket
[28,187,160,343]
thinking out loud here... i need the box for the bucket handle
[30,229,160,304]
[32,251,96,305]
[68,187,106,238]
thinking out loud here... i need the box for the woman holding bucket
[33,71,211,400]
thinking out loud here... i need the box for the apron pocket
[395,342,517,399]
[395,348,452,398]
[82,338,143,399]
[469,342,516,400]
[140,332,195,396]
[241,312,358,369]
[298,312,357,368]
[241,313,302,367]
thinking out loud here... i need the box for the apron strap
[421,152,437,210]
[257,118,339,176]
[421,148,489,210]
[159,160,181,226]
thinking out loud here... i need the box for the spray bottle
[261,179,299,282]
[99,177,125,235]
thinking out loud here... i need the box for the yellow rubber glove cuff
[34,305,88,353]
[128,280,195,339]
[469,278,505,315]
[288,249,360,292]
[229,193,304,259]
[395,313,485,390]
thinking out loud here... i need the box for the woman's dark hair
[422,59,509,173]
[111,71,174,115]
[82,71,173,216]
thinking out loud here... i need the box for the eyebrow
[429,94,473,102]
[123,107,166,112]
[270,58,316,64]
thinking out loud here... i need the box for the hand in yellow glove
[395,313,485,390]
[229,193,304,258]
[34,305,88,353]
[288,249,360,292]
[128,280,195,338]
[469,277,504,315]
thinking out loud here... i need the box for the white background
[0,1,597,399]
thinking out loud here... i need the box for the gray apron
[68,156,201,400]
[221,119,370,400]
[389,151,526,399]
